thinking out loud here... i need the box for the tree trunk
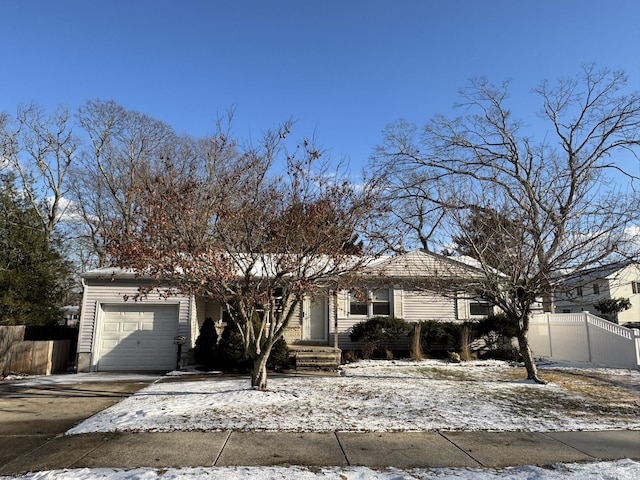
[516,330,546,384]
[251,354,269,390]
[251,344,273,390]
[411,323,423,361]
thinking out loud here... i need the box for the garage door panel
[97,304,179,371]
[101,339,119,349]
[103,323,121,333]
[122,323,140,333]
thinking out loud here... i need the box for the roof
[81,267,146,280]
[80,250,484,283]
[362,249,486,278]
[554,260,637,285]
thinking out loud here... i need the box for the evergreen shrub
[349,316,411,359]
[193,317,291,371]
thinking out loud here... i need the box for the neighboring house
[553,262,640,324]
[59,305,80,327]
[76,249,492,372]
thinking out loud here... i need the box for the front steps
[289,345,342,369]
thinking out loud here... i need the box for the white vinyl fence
[529,312,640,370]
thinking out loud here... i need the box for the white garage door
[97,304,179,371]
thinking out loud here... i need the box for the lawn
[4,359,640,480]
[68,359,640,434]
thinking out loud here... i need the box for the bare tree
[376,65,640,383]
[103,121,387,389]
[71,100,184,267]
[0,104,78,245]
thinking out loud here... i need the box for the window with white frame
[632,281,640,294]
[372,289,391,316]
[592,283,600,295]
[349,294,368,315]
[349,289,391,317]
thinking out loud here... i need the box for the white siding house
[77,250,491,371]
[554,263,640,325]
[77,270,195,372]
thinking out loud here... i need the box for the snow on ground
[67,359,640,434]
[4,460,640,480]
[3,359,640,480]
[1,372,161,386]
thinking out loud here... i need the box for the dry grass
[488,364,640,423]
[541,369,640,406]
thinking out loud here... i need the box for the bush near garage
[194,317,291,372]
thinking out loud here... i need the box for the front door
[303,297,328,342]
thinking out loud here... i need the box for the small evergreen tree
[0,172,73,326]
[593,298,632,324]
[193,317,218,369]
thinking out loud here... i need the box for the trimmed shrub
[419,320,465,357]
[266,336,291,370]
[349,316,411,359]
[193,318,291,371]
[193,317,218,370]
[474,313,519,360]
[215,325,250,371]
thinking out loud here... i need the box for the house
[76,249,492,372]
[60,305,80,327]
[553,262,640,324]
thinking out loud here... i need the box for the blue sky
[1,0,639,173]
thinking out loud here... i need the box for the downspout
[76,276,87,373]
[454,291,459,320]
[333,289,339,350]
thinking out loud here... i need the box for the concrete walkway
[1,429,639,475]
[1,377,639,475]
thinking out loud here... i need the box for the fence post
[546,312,553,357]
[633,329,640,368]
[584,312,592,363]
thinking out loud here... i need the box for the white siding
[78,278,191,371]
[402,290,458,322]
[335,288,461,351]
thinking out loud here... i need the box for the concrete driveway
[0,375,155,467]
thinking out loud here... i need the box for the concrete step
[292,348,341,369]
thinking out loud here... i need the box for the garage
[96,304,180,371]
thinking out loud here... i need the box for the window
[222,305,236,323]
[632,281,640,294]
[349,296,368,315]
[469,298,493,317]
[372,289,391,316]
[576,286,583,297]
[349,289,392,317]
[592,283,600,295]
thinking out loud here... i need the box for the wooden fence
[0,326,70,376]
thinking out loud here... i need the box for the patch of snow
[2,460,640,480]
[67,359,640,434]
[1,372,162,387]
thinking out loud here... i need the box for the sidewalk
[1,429,639,476]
